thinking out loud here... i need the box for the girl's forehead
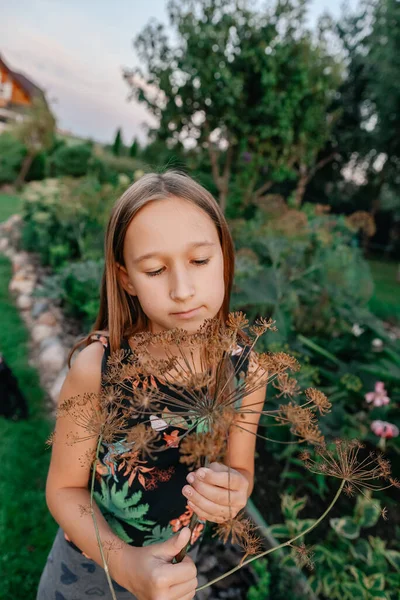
[125,197,219,250]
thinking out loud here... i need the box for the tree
[112,128,123,156]
[129,137,140,158]
[124,0,342,213]
[14,97,56,187]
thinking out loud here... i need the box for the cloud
[1,22,157,143]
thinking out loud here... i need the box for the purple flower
[365,381,390,407]
[242,152,252,163]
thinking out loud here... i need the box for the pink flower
[364,381,390,407]
[371,420,399,439]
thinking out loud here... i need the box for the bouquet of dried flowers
[47,312,398,598]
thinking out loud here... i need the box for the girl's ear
[116,264,137,296]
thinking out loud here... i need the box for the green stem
[90,435,118,600]
[297,334,342,366]
[196,479,345,592]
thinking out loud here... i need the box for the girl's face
[118,196,225,335]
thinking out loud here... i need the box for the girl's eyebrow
[132,241,216,264]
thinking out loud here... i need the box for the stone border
[0,213,80,415]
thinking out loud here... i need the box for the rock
[16,294,33,310]
[40,335,62,352]
[50,366,68,403]
[37,311,58,327]
[198,554,219,574]
[196,574,212,600]
[9,274,36,295]
[2,214,22,232]
[32,324,55,344]
[31,300,50,319]
[39,342,65,374]
[12,251,31,272]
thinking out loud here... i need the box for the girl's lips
[171,306,202,318]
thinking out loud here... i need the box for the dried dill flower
[213,510,263,563]
[57,392,127,445]
[303,388,332,415]
[289,542,315,571]
[299,439,400,496]
[273,373,301,399]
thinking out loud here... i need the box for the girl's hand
[112,527,198,600]
[182,462,249,523]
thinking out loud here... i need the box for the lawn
[368,259,400,323]
[0,193,23,222]
[0,243,57,597]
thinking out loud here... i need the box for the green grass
[0,193,23,222]
[368,259,400,323]
[0,254,57,598]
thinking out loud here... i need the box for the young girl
[36,170,266,600]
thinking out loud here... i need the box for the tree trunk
[293,167,308,208]
[16,153,34,189]
[219,189,227,214]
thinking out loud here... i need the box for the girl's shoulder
[89,331,109,349]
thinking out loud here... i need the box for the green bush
[0,132,26,184]
[49,143,93,177]
[20,177,123,267]
[36,258,104,328]
[99,153,143,178]
[230,203,375,346]
[26,151,47,181]
[88,155,119,185]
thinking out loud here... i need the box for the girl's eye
[146,258,210,278]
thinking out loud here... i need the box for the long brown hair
[67,170,236,367]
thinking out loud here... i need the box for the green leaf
[364,573,385,592]
[330,517,361,539]
[281,471,305,480]
[268,524,290,538]
[384,550,400,571]
[287,518,316,536]
[355,495,381,529]
[351,538,373,565]
[321,573,340,596]
[369,592,388,600]
[342,582,366,599]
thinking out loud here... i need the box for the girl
[37,170,266,600]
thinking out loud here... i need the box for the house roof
[0,54,45,101]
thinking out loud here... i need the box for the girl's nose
[170,270,195,302]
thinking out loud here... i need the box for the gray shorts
[36,527,200,600]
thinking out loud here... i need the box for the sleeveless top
[65,333,252,557]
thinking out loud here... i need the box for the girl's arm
[45,341,124,578]
[46,342,199,598]
[223,381,267,497]
[181,354,267,521]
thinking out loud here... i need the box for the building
[0,54,48,132]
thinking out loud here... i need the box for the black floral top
[65,334,251,556]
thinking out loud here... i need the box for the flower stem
[196,479,345,591]
[90,435,118,600]
[174,457,210,563]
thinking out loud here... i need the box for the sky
[1,0,359,145]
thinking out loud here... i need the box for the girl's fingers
[186,477,240,506]
[187,500,235,523]
[169,577,198,600]
[182,484,241,517]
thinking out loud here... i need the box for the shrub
[0,132,26,184]
[230,202,375,346]
[49,143,93,177]
[35,258,104,328]
[26,151,47,181]
[20,177,124,267]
